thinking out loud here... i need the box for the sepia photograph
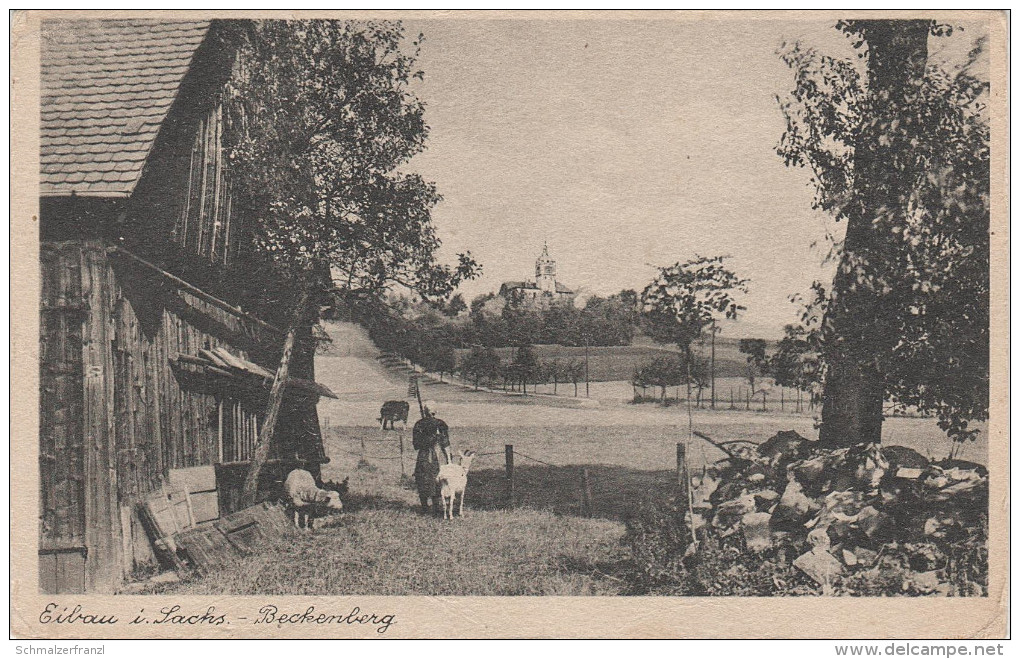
[12,9,1007,639]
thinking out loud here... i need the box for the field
[453,335,757,381]
[156,412,982,596]
[152,322,986,596]
[155,425,633,596]
[157,496,627,596]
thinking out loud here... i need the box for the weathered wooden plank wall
[40,239,325,591]
[80,241,122,591]
[39,242,87,593]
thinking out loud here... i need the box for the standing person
[412,401,452,515]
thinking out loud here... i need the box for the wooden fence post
[398,432,406,477]
[745,389,750,410]
[676,443,688,503]
[762,392,767,412]
[780,387,784,412]
[360,435,366,460]
[505,444,515,510]
[581,468,593,518]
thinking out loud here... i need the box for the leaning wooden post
[412,375,424,418]
[505,444,515,510]
[780,387,785,412]
[581,468,593,518]
[240,323,299,508]
[677,442,699,547]
[240,282,314,508]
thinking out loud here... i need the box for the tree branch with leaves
[219,20,479,507]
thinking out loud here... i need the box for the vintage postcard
[10,9,1008,639]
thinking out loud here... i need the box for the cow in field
[378,400,410,430]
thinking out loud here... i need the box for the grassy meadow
[147,322,981,596]
[152,437,629,596]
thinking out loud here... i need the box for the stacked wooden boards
[138,465,290,577]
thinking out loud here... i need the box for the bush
[622,498,818,595]
[621,495,692,593]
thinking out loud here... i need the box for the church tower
[535,241,557,293]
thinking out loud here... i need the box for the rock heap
[694,431,988,596]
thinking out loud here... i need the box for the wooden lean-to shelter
[38,19,336,593]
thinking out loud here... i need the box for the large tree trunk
[818,20,929,448]
[240,288,311,508]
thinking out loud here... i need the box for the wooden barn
[39,19,336,593]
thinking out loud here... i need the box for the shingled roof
[500,280,575,295]
[40,20,212,197]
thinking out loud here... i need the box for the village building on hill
[498,243,576,308]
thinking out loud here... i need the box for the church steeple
[535,241,557,293]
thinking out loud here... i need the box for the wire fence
[324,425,719,519]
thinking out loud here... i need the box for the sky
[400,18,986,338]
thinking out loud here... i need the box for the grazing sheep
[437,450,475,520]
[321,476,350,500]
[283,469,344,530]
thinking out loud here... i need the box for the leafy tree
[579,294,637,346]
[641,256,748,372]
[777,20,989,446]
[469,292,497,315]
[501,293,543,348]
[614,288,640,314]
[540,304,581,346]
[689,353,712,407]
[738,338,769,395]
[429,343,457,382]
[545,358,564,394]
[221,20,479,505]
[768,324,821,395]
[511,344,540,395]
[563,359,585,397]
[479,346,502,388]
[457,286,639,349]
[468,295,509,348]
[498,361,514,392]
[643,256,746,439]
[633,356,686,403]
[532,360,552,393]
[440,293,468,318]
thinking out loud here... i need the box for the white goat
[437,450,475,520]
[283,469,344,530]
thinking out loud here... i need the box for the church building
[499,243,575,308]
